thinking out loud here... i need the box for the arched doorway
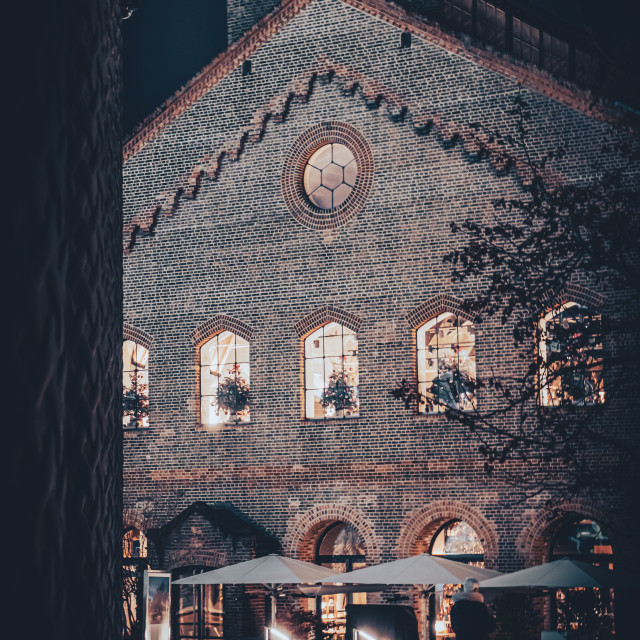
[315,522,367,640]
[428,519,485,640]
[549,518,614,636]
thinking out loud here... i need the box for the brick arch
[294,305,363,338]
[189,314,255,345]
[518,501,614,566]
[123,323,153,349]
[544,283,605,312]
[284,504,381,565]
[164,549,227,572]
[406,295,475,328]
[395,501,498,568]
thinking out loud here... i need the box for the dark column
[7,2,122,640]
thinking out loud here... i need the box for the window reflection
[316,523,367,640]
[417,313,476,413]
[200,332,250,425]
[172,568,223,640]
[538,303,604,407]
[430,520,485,640]
[123,527,148,558]
[305,323,359,419]
[123,340,149,428]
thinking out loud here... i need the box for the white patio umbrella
[320,553,501,640]
[479,557,618,589]
[173,554,339,627]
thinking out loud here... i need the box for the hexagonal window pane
[322,163,343,190]
[303,165,322,193]
[309,186,333,209]
[344,160,357,186]
[307,144,332,170]
[333,183,353,207]
[332,143,355,167]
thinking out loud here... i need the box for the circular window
[282,122,373,230]
[303,144,357,209]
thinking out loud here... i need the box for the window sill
[123,426,150,435]
[302,416,360,422]
[197,421,253,431]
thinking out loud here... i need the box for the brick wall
[123,0,637,635]
[227,0,282,43]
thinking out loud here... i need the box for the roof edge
[124,0,638,161]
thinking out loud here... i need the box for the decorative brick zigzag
[124,56,556,254]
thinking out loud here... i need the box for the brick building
[122,2,638,639]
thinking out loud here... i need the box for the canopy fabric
[320,553,500,585]
[296,583,390,597]
[479,557,617,589]
[173,554,338,585]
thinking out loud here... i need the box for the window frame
[199,331,251,427]
[416,313,477,414]
[123,339,150,429]
[537,302,604,408]
[303,322,360,420]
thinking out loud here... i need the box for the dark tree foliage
[393,94,640,518]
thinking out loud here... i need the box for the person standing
[450,578,496,640]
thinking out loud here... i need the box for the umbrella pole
[421,585,427,640]
[270,584,276,627]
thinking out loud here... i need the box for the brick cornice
[123,0,636,163]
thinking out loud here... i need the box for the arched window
[315,522,367,638]
[123,340,149,428]
[539,303,604,406]
[304,323,359,419]
[172,567,223,640]
[200,332,250,425]
[430,520,484,639]
[417,313,476,413]
[550,519,613,635]
[123,527,148,559]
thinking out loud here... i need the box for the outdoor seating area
[140,553,620,640]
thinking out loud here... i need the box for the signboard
[143,570,171,640]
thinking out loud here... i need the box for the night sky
[122,0,639,137]
[122,0,227,136]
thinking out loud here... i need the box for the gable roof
[149,501,279,552]
[123,0,635,162]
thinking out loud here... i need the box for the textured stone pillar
[7,2,122,639]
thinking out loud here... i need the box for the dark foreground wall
[7,2,122,639]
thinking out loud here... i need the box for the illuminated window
[538,303,604,407]
[303,144,357,210]
[551,519,614,635]
[200,332,250,425]
[304,323,359,419]
[123,340,149,428]
[172,567,223,640]
[316,523,367,639]
[417,313,476,413]
[123,527,148,559]
[430,520,485,640]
